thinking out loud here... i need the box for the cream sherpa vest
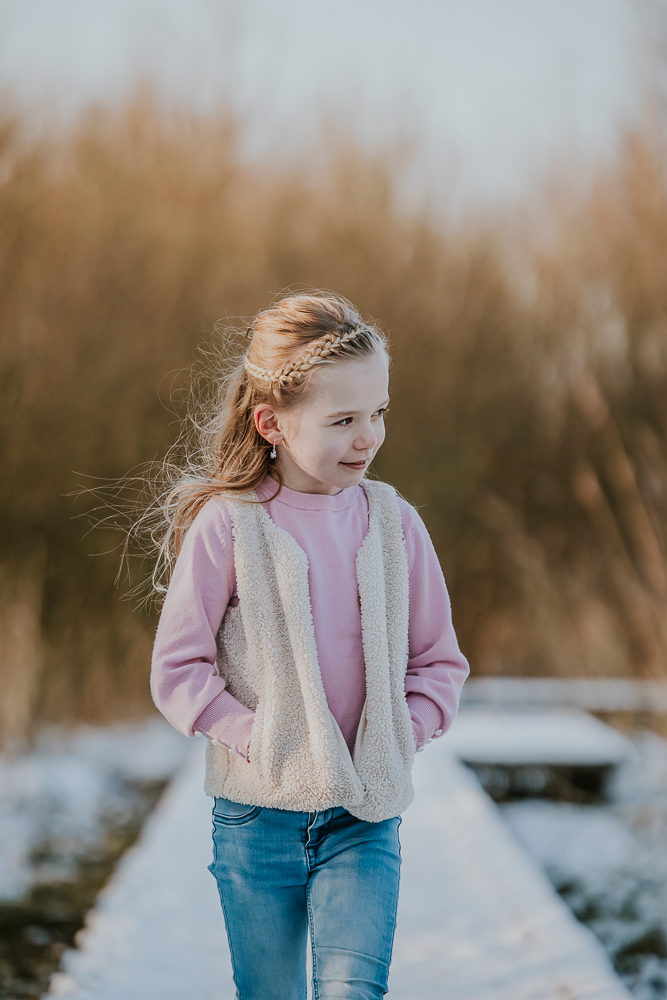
[203,478,415,823]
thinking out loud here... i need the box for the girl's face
[254,351,390,495]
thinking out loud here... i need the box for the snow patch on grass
[0,717,187,901]
[502,731,667,999]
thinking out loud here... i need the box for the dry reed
[2,91,667,742]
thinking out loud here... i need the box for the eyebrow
[325,399,390,419]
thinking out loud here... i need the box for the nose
[354,425,378,453]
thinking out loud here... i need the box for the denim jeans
[208,798,402,1000]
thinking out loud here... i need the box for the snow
[503,801,637,877]
[462,677,667,713]
[390,739,630,999]
[502,731,667,998]
[445,707,633,767]
[45,736,630,1000]
[46,739,232,1000]
[0,717,187,901]
[6,706,664,997]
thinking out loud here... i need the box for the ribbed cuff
[194,692,255,759]
[407,692,445,750]
[410,710,427,751]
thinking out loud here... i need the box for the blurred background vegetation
[2,88,667,744]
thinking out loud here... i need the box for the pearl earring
[270,438,277,460]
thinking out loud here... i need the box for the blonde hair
[135,291,389,599]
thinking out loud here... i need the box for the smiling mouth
[340,459,369,468]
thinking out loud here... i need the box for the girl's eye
[335,408,389,427]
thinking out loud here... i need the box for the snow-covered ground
[0,718,187,902]
[0,717,189,998]
[3,712,666,999]
[44,736,629,1000]
[445,706,632,767]
[502,730,667,999]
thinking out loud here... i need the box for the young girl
[150,291,469,1000]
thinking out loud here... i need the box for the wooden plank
[445,708,632,767]
[462,677,667,713]
[46,737,630,1000]
[389,739,631,999]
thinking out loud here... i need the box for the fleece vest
[203,478,415,822]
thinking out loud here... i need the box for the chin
[338,464,366,479]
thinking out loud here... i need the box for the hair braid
[244,325,366,385]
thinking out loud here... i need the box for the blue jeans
[208,798,402,1000]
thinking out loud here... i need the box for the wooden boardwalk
[443,707,632,767]
[46,731,630,1000]
[462,676,667,713]
[391,736,630,999]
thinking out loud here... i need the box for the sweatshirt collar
[255,473,361,511]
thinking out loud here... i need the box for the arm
[399,501,470,752]
[151,499,255,758]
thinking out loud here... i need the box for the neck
[267,468,344,496]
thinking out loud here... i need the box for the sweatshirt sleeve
[399,500,470,751]
[150,499,255,758]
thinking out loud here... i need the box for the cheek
[318,438,342,462]
[373,424,386,451]
[294,430,335,461]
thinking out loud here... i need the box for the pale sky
[0,0,657,202]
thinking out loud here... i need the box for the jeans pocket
[213,796,263,825]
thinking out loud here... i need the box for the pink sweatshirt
[151,474,469,761]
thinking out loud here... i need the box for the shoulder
[362,478,410,509]
[395,494,423,531]
[168,497,237,590]
[195,495,233,528]
[395,496,432,561]
[189,491,269,546]
[363,479,424,530]
[186,496,234,550]
[396,490,440,574]
[364,480,431,566]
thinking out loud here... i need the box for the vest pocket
[213,796,263,825]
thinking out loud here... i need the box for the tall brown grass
[2,91,667,742]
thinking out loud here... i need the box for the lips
[341,459,369,469]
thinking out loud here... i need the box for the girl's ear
[254,403,281,442]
